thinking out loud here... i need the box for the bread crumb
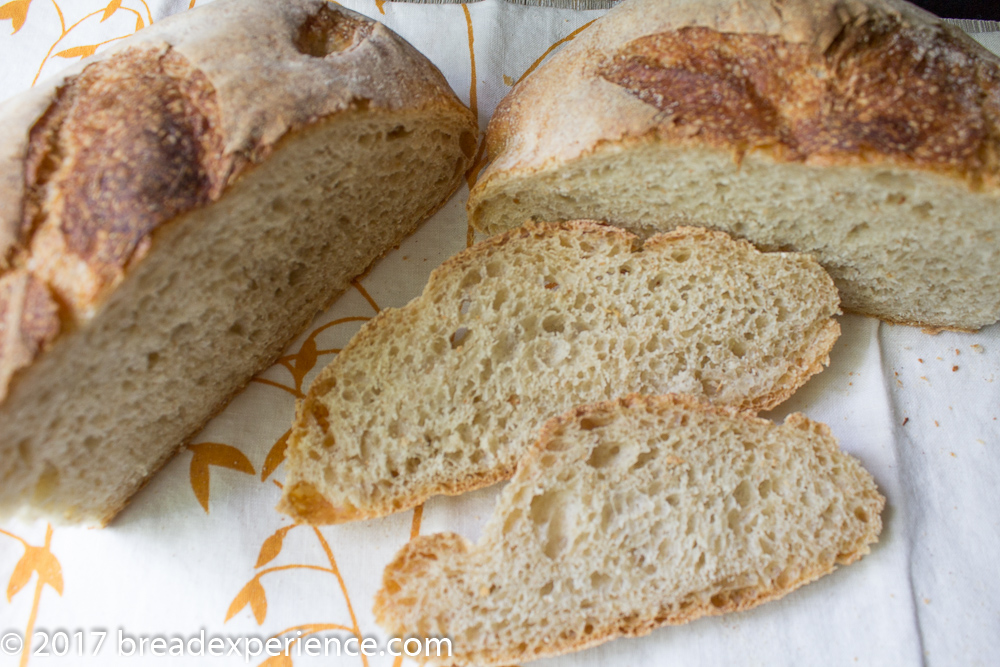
[503,74,514,86]
[901,417,909,426]
[971,344,984,354]
[923,598,931,604]
[953,365,959,372]
[918,358,924,363]
[934,420,940,427]
[955,349,960,356]
[950,452,956,457]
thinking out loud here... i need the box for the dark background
[912,1,999,20]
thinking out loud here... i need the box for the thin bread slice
[375,394,885,667]
[280,221,840,524]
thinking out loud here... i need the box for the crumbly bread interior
[469,142,1000,330]
[0,108,475,525]
[281,222,840,524]
[375,394,884,667]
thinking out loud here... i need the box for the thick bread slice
[375,394,885,667]
[280,221,841,524]
[0,0,477,525]
[467,0,1000,331]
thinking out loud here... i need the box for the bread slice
[375,394,885,666]
[467,0,1000,331]
[0,0,477,525]
[280,221,841,524]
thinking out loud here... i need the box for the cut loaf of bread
[375,394,885,666]
[0,0,477,525]
[280,221,841,524]
[467,0,1000,331]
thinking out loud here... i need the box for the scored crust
[474,0,1000,196]
[375,394,884,667]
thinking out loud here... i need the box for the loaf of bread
[375,394,885,666]
[280,221,841,524]
[0,0,477,525]
[467,0,1000,331]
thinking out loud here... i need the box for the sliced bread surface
[375,394,885,666]
[467,0,1000,331]
[0,0,477,525]
[280,221,841,524]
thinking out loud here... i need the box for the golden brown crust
[23,48,226,312]
[473,0,1000,210]
[0,0,475,405]
[376,393,885,667]
[599,24,1000,180]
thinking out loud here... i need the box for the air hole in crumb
[450,327,470,349]
[387,125,412,140]
[461,271,482,289]
[846,222,870,239]
[590,572,611,589]
[632,449,656,470]
[171,322,194,343]
[146,352,160,370]
[492,288,509,311]
[542,314,565,334]
[580,416,611,431]
[854,507,870,522]
[287,263,307,287]
[586,442,621,469]
[733,480,752,508]
[539,581,554,596]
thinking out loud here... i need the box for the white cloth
[0,2,997,665]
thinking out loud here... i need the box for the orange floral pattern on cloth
[0,2,607,666]
[3,2,1000,667]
